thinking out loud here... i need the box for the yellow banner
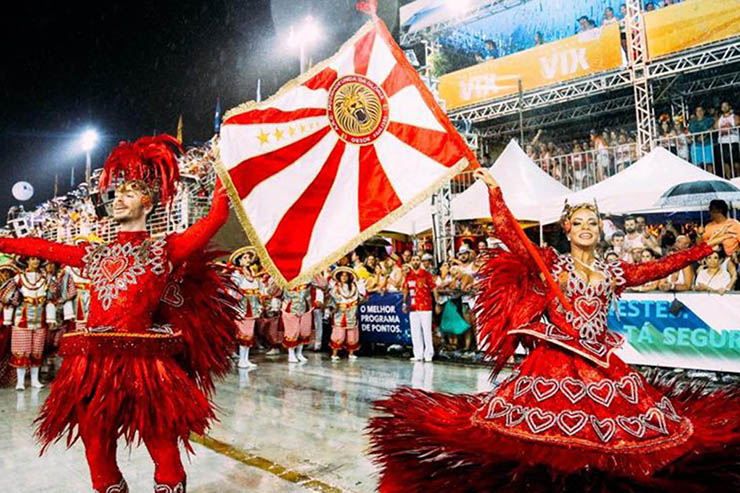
[645,0,740,60]
[439,23,622,112]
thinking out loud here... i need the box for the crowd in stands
[515,98,740,189]
[433,0,684,74]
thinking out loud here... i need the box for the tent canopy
[452,140,571,224]
[565,146,736,215]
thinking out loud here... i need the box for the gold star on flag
[275,128,284,141]
[299,123,306,133]
[288,126,296,137]
[257,129,269,145]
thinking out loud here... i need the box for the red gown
[369,187,740,492]
[0,189,236,490]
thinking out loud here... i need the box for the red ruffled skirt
[369,345,740,492]
[36,351,214,452]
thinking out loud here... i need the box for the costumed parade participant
[230,246,262,369]
[369,168,740,492]
[0,134,237,492]
[260,274,283,356]
[1,256,58,390]
[328,267,365,361]
[281,282,313,363]
[0,259,19,387]
[63,236,98,332]
[42,261,70,377]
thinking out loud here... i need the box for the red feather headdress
[98,134,183,207]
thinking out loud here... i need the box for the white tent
[382,198,433,235]
[566,146,737,214]
[452,140,571,224]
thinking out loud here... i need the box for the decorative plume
[98,134,183,207]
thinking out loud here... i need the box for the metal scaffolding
[431,181,454,263]
[625,0,655,156]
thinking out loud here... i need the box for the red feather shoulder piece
[474,248,556,378]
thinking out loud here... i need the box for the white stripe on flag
[372,131,451,203]
[243,132,340,244]
[328,40,357,79]
[388,85,446,133]
[220,116,329,168]
[300,143,361,271]
[266,85,329,113]
[365,34,397,86]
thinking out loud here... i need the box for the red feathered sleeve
[619,242,712,289]
[167,182,230,267]
[488,187,539,268]
[0,237,85,268]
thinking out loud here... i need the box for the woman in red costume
[0,135,236,493]
[369,169,740,492]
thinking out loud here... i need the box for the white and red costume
[404,267,434,361]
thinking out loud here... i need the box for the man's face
[410,255,421,270]
[458,251,469,263]
[630,248,643,263]
[579,18,588,29]
[112,186,151,223]
[612,235,625,248]
[722,102,731,114]
[696,107,705,119]
[675,236,690,250]
[624,219,636,233]
[422,259,432,270]
[366,255,376,268]
[635,217,646,232]
[402,250,412,263]
[338,256,350,267]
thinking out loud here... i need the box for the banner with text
[438,23,622,111]
[359,292,412,345]
[609,293,740,373]
[645,0,740,60]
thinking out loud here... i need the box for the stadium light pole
[80,129,99,186]
[287,16,322,74]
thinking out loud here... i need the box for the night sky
[0,0,400,221]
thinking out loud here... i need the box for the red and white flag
[217,16,476,287]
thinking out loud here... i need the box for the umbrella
[658,180,740,207]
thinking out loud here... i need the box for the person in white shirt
[695,250,733,294]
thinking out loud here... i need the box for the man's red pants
[78,404,186,491]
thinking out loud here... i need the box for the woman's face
[706,252,720,269]
[568,208,600,249]
[640,250,654,263]
[28,257,41,270]
[339,272,349,284]
[440,262,449,276]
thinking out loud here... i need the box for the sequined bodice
[82,231,170,334]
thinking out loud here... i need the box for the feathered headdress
[98,134,183,207]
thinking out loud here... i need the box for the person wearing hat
[421,253,437,275]
[61,235,98,334]
[1,256,57,390]
[230,247,262,368]
[328,267,365,361]
[0,260,19,387]
[382,253,405,292]
[281,283,313,363]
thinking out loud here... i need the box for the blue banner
[359,292,411,345]
[607,295,740,372]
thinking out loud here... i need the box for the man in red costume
[0,135,235,492]
[403,254,435,362]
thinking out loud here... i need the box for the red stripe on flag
[353,30,376,76]
[387,122,462,168]
[224,108,326,126]
[265,140,347,281]
[358,145,402,232]
[228,126,331,199]
[381,62,413,98]
[303,67,338,91]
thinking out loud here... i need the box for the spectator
[533,31,544,47]
[619,3,628,19]
[645,2,655,12]
[610,230,627,259]
[689,105,715,172]
[475,40,499,63]
[674,122,690,161]
[577,16,591,33]
[702,200,740,256]
[604,250,619,263]
[401,249,413,266]
[614,132,632,172]
[713,100,740,178]
[382,254,404,292]
[695,250,733,294]
[631,249,661,291]
[590,130,610,181]
[403,254,435,362]
[421,253,437,275]
[603,7,617,25]
[436,263,469,349]
[659,238,695,291]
